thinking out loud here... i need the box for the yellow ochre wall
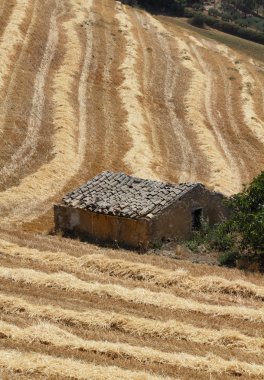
[54,205,150,249]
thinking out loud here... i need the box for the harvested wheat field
[0,0,264,378]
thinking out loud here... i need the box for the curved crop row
[0,1,60,180]
[0,320,263,376]
[1,265,264,323]
[0,0,94,226]
[0,287,264,353]
[1,239,264,303]
[0,348,164,380]
[115,2,156,179]
[0,0,33,102]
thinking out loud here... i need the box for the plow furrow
[0,0,33,102]
[0,1,15,38]
[200,39,264,182]
[1,239,264,303]
[238,62,264,146]
[132,12,176,181]
[157,23,235,193]
[0,0,93,225]
[150,18,196,182]
[179,38,232,192]
[1,265,264,324]
[0,348,165,380]
[190,43,241,194]
[115,3,157,179]
[0,1,60,181]
[0,293,263,355]
[0,320,263,377]
[0,0,50,190]
[100,0,123,167]
[77,0,93,160]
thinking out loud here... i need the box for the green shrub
[185,9,264,44]
[235,18,249,28]
[208,7,221,17]
[185,172,264,271]
[150,240,163,250]
[231,10,241,20]
[185,221,208,252]
[184,7,196,18]
[185,222,233,254]
[192,2,203,11]
[122,0,186,15]
[190,13,206,27]
[185,238,200,252]
[207,226,233,252]
[219,171,264,270]
[218,251,239,267]
[226,171,264,255]
[221,12,232,22]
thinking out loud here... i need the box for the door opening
[192,208,203,230]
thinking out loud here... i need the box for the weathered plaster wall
[54,205,150,249]
[149,186,228,242]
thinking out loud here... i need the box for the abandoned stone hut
[54,171,228,250]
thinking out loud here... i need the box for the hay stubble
[0,0,264,378]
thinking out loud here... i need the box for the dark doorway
[192,208,203,230]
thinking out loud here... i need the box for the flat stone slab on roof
[61,171,201,219]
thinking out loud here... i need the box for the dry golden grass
[1,291,264,355]
[141,13,195,183]
[184,47,238,193]
[115,2,157,179]
[0,3,60,179]
[0,0,264,378]
[200,38,264,166]
[0,0,91,226]
[1,265,264,324]
[145,15,238,193]
[0,0,32,101]
[239,62,264,145]
[78,0,93,157]
[191,44,242,192]
[0,320,263,376]
[0,348,167,379]
[1,238,264,303]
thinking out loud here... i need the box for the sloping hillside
[0,0,264,378]
[0,0,264,232]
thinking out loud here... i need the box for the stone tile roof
[61,172,200,219]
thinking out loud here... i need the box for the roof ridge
[61,171,203,219]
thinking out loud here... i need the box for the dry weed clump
[1,292,264,353]
[0,348,166,379]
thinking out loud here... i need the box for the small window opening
[192,208,203,230]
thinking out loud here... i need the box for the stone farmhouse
[54,171,228,250]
